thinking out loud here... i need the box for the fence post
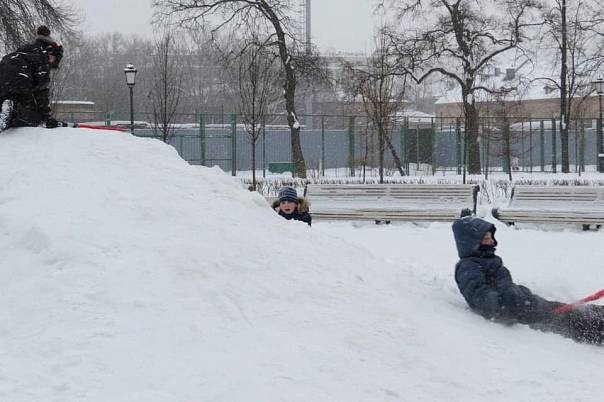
[580,118,585,173]
[415,126,420,171]
[521,121,525,171]
[430,117,435,174]
[540,120,545,172]
[464,118,471,182]
[105,112,111,126]
[598,113,603,171]
[400,121,405,166]
[576,123,580,175]
[321,115,325,177]
[403,117,409,174]
[485,118,491,179]
[551,117,557,173]
[529,119,533,173]
[348,116,355,177]
[456,117,462,175]
[480,118,486,175]
[231,114,237,176]
[262,116,266,178]
[199,113,206,166]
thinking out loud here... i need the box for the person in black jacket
[0,25,64,130]
[272,186,312,226]
[452,217,604,344]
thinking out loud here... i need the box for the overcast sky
[75,0,377,53]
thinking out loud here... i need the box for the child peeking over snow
[272,186,312,226]
[452,217,604,344]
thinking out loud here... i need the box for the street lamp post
[124,63,138,134]
[593,75,604,172]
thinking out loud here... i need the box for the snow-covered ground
[1,127,603,401]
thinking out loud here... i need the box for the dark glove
[45,118,58,128]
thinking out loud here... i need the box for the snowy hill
[1,127,603,401]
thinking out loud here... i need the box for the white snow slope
[1,127,603,401]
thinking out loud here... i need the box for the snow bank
[0,127,602,401]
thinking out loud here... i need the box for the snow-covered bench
[306,184,479,223]
[492,186,604,229]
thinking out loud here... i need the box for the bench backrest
[511,186,604,208]
[306,184,479,211]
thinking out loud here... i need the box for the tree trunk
[384,133,406,176]
[463,99,481,174]
[262,1,307,178]
[485,129,490,180]
[504,122,513,181]
[251,138,257,190]
[363,132,368,183]
[560,0,570,173]
[284,75,306,177]
[378,123,385,183]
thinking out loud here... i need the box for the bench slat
[493,185,604,227]
[306,184,478,222]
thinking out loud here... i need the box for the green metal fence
[59,111,604,177]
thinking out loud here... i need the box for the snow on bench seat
[306,184,479,223]
[492,186,604,228]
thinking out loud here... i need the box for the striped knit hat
[35,25,56,46]
[278,186,298,203]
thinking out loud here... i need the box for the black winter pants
[529,303,604,345]
[0,93,45,127]
[0,72,45,128]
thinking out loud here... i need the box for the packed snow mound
[1,127,603,401]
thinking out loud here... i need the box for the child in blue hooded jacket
[452,217,604,344]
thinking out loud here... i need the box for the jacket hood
[271,197,309,213]
[452,217,497,258]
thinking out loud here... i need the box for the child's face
[279,200,297,214]
[481,231,495,246]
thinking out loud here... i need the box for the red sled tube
[77,124,127,132]
[552,289,604,314]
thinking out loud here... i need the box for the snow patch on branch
[290,112,300,129]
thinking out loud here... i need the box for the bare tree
[341,30,407,183]
[184,29,234,115]
[0,0,76,51]
[48,61,73,118]
[385,0,538,174]
[153,0,310,177]
[55,30,238,123]
[60,33,155,118]
[148,31,186,143]
[222,29,281,189]
[533,0,604,172]
[48,34,80,107]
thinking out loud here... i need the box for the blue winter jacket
[452,217,552,322]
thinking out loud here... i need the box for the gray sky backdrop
[76,0,377,53]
